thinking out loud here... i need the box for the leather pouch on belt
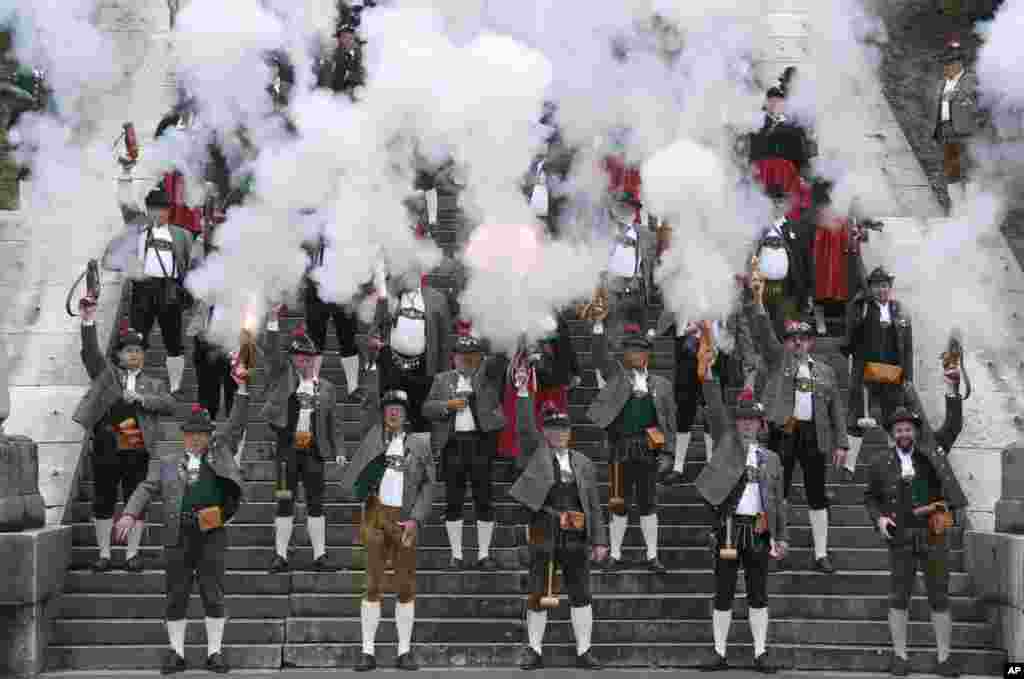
[754,512,769,535]
[645,427,665,450]
[863,361,903,385]
[567,511,586,531]
[294,431,313,450]
[782,416,798,435]
[197,506,224,532]
[117,419,145,450]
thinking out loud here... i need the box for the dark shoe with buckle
[576,650,603,669]
[646,557,667,574]
[520,648,543,670]
[124,555,144,572]
[700,654,729,671]
[354,653,376,672]
[395,652,419,670]
[936,657,960,677]
[477,556,498,571]
[604,557,626,571]
[268,555,289,574]
[205,652,229,674]
[161,650,187,675]
[889,654,909,676]
[753,653,777,674]
[348,387,367,404]
[312,554,335,572]
[447,557,464,571]
[92,557,113,573]
[813,556,836,574]
[661,470,685,486]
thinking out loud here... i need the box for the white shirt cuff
[267,319,279,332]
[593,321,604,335]
[82,320,95,327]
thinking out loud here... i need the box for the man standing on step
[340,389,435,672]
[263,306,339,573]
[114,358,250,674]
[841,266,914,481]
[423,334,506,570]
[587,322,676,573]
[130,187,193,395]
[865,359,966,678]
[371,264,451,433]
[74,296,176,573]
[931,39,981,215]
[510,368,606,671]
[696,361,788,674]
[749,275,847,574]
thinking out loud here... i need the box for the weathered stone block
[966,530,1024,662]
[998,445,1024,533]
[0,526,72,605]
[0,435,46,531]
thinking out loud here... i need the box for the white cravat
[185,451,202,485]
[124,369,141,395]
[878,301,892,325]
[793,361,813,422]
[391,287,427,357]
[897,447,915,479]
[296,379,316,433]
[380,433,406,508]
[941,71,963,122]
[631,368,649,396]
[454,373,477,432]
[736,444,764,516]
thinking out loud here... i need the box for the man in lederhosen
[753,184,813,338]
[749,275,847,573]
[129,187,193,394]
[931,39,981,214]
[113,362,250,674]
[264,306,339,573]
[865,356,966,677]
[587,322,676,573]
[841,266,914,480]
[510,369,606,670]
[370,265,451,433]
[696,362,788,674]
[73,296,176,572]
[423,334,506,570]
[340,389,435,672]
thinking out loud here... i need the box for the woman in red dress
[809,180,867,335]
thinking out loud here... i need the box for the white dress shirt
[391,288,427,357]
[380,433,406,508]
[759,219,790,281]
[296,379,316,433]
[941,71,964,122]
[736,444,764,516]
[793,361,813,422]
[608,225,639,278]
[454,373,477,432]
[139,225,176,278]
[123,369,141,395]
[553,448,573,483]
[897,447,916,479]
[631,368,649,396]
[877,301,892,325]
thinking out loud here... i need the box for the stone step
[55,591,991,623]
[53,618,284,645]
[68,544,966,574]
[44,645,281,671]
[61,570,976,597]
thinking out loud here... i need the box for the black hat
[145,187,172,209]
[886,407,922,431]
[541,402,572,429]
[781,318,814,339]
[115,320,145,351]
[381,389,409,411]
[866,266,894,284]
[811,179,833,207]
[453,335,484,354]
[621,324,653,351]
[942,38,964,65]
[182,404,216,433]
[766,85,786,99]
[288,325,320,355]
[735,392,766,420]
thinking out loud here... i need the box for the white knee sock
[205,617,225,656]
[425,188,438,224]
[932,609,952,662]
[749,607,768,658]
[361,600,381,656]
[446,520,463,560]
[712,609,732,657]
[126,520,145,559]
[477,520,495,560]
[609,514,627,560]
[640,513,658,560]
[396,601,415,656]
[275,516,294,559]
[166,355,186,393]
[704,432,713,461]
[809,508,829,560]
[341,355,360,396]
[673,432,691,473]
[845,436,863,475]
[95,518,113,560]
[166,618,187,657]
[570,605,593,655]
[889,608,908,660]
[307,516,327,560]
[527,609,547,655]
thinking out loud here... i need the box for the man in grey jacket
[931,40,981,213]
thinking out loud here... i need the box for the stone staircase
[46,231,1007,673]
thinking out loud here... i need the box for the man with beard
[864,359,966,677]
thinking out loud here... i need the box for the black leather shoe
[520,648,543,670]
[205,652,230,673]
[268,555,289,574]
[700,654,729,671]
[395,652,419,670]
[889,654,909,676]
[576,650,603,669]
[813,556,836,574]
[312,554,335,572]
[354,653,376,672]
[936,658,960,677]
[753,653,777,674]
[161,650,187,675]
[477,556,498,571]
[646,557,667,574]
[661,470,685,486]
[124,555,144,572]
[447,557,464,571]
[92,557,113,573]
[604,558,626,571]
